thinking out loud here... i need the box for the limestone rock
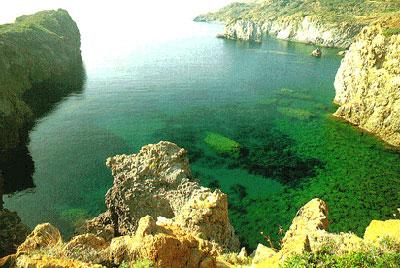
[252,244,276,264]
[17,223,62,255]
[364,219,400,244]
[109,215,220,268]
[220,16,362,47]
[334,18,400,146]
[0,209,30,257]
[75,211,115,241]
[281,198,329,246]
[63,234,109,264]
[174,188,240,251]
[15,254,103,268]
[222,20,263,42]
[83,141,239,251]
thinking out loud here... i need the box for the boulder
[17,223,62,255]
[109,215,221,268]
[364,219,400,244]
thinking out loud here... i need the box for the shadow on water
[0,61,86,202]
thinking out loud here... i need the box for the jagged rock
[83,141,239,251]
[109,215,220,268]
[253,198,363,267]
[174,189,240,251]
[17,223,62,255]
[75,211,115,241]
[334,17,400,146]
[0,209,30,257]
[364,219,400,244]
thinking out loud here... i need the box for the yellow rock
[252,244,276,264]
[364,219,400,243]
[17,223,62,255]
[15,254,103,268]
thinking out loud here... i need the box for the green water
[4,21,400,250]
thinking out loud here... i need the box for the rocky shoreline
[195,0,400,48]
[1,142,400,267]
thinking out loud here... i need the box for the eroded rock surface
[81,141,240,251]
[334,18,400,146]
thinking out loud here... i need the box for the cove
[4,21,400,250]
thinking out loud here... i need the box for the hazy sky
[0,0,234,67]
[0,0,234,24]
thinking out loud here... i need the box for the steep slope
[0,9,83,153]
[334,17,400,146]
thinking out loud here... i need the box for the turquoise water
[4,20,400,250]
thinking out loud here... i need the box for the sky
[0,0,235,67]
[0,0,234,24]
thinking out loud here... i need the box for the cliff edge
[334,17,400,147]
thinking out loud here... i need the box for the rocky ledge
[334,17,400,147]
[1,142,400,267]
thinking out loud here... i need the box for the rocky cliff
[0,8,83,260]
[1,142,400,267]
[0,9,83,153]
[221,16,362,47]
[334,17,400,147]
[196,0,400,47]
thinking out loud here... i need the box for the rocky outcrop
[223,20,263,43]
[252,198,397,267]
[3,143,400,267]
[3,191,400,267]
[79,141,240,252]
[0,9,83,153]
[222,16,362,47]
[334,18,400,147]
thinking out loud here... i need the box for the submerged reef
[195,0,400,47]
[1,142,400,267]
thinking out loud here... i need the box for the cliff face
[0,9,83,153]
[223,16,362,47]
[0,9,83,258]
[334,18,400,147]
[196,0,400,48]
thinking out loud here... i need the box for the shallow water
[4,19,400,249]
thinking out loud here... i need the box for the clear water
[4,18,400,250]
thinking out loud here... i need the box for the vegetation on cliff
[195,0,400,46]
[196,0,400,25]
[0,9,83,153]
